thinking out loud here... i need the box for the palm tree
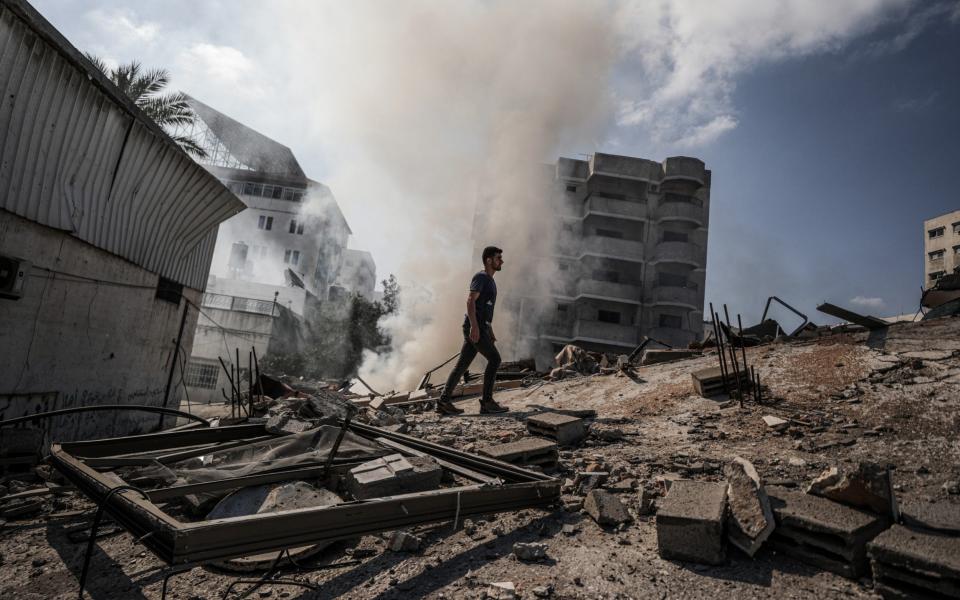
[84,53,207,158]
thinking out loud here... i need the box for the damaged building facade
[488,153,710,364]
[924,208,960,287]
[0,0,243,441]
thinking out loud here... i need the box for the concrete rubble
[867,524,960,599]
[478,438,559,470]
[807,462,899,519]
[724,456,775,556]
[584,489,631,526]
[656,480,728,565]
[512,542,548,561]
[345,453,443,500]
[526,412,588,446]
[388,530,422,552]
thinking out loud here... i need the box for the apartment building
[489,153,710,364]
[924,209,960,288]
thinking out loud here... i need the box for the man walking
[436,246,509,415]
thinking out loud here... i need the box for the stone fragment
[486,581,517,599]
[605,478,636,493]
[526,413,588,446]
[345,453,442,500]
[0,498,42,519]
[584,490,631,526]
[943,480,960,495]
[806,462,898,519]
[767,487,889,578]
[265,411,315,435]
[595,428,625,442]
[868,524,960,599]
[531,584,553,598]
[574,471,609,495]
[724,457,775,557]
[762,415,789,429]
[656,480,727,565]
[388,530,422,552]
[637,487,656,516]
[512,542,547,561]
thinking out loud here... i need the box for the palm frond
[129,68,170,103]
[111,61,143,98]
[139,92,197,127]
[83,52,109,75]
[169,134,209,159]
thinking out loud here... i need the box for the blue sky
[33,0,960,328]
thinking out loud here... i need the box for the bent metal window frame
[50,421,560,566]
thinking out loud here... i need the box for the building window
[928,271,945,282]
[658,272,688,288]
[185,361,219,389]
[258,215,273,230]
[929,227,945,239]
[597,309,621,324]
[648,183,659,193]
[155,276,182,304]
[566,185,577,192]
[592,269,620,283]
[662,230,688,243]
[289,219,304,234]
[929,250,945,261]
[557,304,568,313]
[659,314,683,329]
[284,249,301,265]
[595,228,624,239]
[597,191,626,201]
[954,222,960,235]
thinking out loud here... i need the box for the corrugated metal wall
[0,1,243,290]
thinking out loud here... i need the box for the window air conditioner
[0,255,29,300]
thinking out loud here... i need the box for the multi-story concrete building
[924,209,960,288]
[491,153,710,364]
[181,95,360,299]
[333,249,377,301]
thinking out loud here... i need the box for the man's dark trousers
[441,324,501,403]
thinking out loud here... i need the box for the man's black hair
[482,246,503,264]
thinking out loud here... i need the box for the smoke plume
[267,2,618,390]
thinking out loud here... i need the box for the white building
[924,209,960,288]
[0,0,243,442]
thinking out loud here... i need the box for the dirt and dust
[1,317,958,599]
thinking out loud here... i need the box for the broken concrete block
[691,366,748,397]
[345,453,442,500]
[512,541,547,561]
[479,438,558,470]
[486,581,517,600]
[868,525,960,599]
[657,480,727,564]
[265,411,316,435]
[807,462,898,519]
[637,487,656,516]
[762,415,789,429]
[767,487,889,578]
[574,471,609,495]
[526,413,587,446]
[388,530,422,552]
[724,456,775,557]
[899,501,960,535]
[584,489,631,526]
[641,348,701,365]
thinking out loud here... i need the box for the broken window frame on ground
[49,421,561,566]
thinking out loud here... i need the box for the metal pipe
[252,346,263,403]
[713,309,731,394]
[723,305,745,407]
[737,313,750,401]
[160,302,190,429]
[709,303,728,393]
[248,351,254,416]
[0,405,209,428]
[218,356,239,416]
[323,414,353,476]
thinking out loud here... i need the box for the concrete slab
[527,412,587,446]
[656,480,727,565]
[899,501,960,535]
[725,457,774,556]
[478,438,558,469]
[640,349,701,365]
[345,453,442,500]
[868,525,960,591]
[767,487,890,578]
[584,490,631,526]
[691,366,749,397]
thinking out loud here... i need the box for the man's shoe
[479,400,508,414]
[435,398,464,415]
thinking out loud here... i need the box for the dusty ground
[1,317,959,599]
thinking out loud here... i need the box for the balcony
[543,321,574,339]
[591,153,662,181]
[581,236,645,260]
[663,156,707,185]
[651,286,701,308]
[574,319,640,345]
[578,279,643,302]
[656,201,705,225]
[586,195,647,220]
[652,241,704,265]
[647,327,698,348]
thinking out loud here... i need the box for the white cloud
[86,9,159,45]
[850,296,886,309]
[177,43,257,88]
[613,0,915,148]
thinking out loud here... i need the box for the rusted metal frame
[374,437,495,483]
[761,296,808,337]
[51,425,560,565]
[708,303,729,393]
[723,305,745,406]
[83,435,280,468]
[60,424,266,459]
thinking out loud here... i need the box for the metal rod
[219,356,240,417]
[160,302,190,430]
[248,351,254,416]
[417,352,462,390]
[737,313,750,401]
[355,375,381,397]
[252,346,263,404]
[723,304,745,407]
[713,309,731,394]
[709,303,728,393]
[323,414,353,476]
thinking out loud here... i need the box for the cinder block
[478,438,558,470]
[526,412,587,446]
[767,487,889,578]
[868,524,960,599]
[656,480,728,565]
[345,453,442,500]
[691,366,749,397]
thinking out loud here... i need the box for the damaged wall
[0,210,201,441]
